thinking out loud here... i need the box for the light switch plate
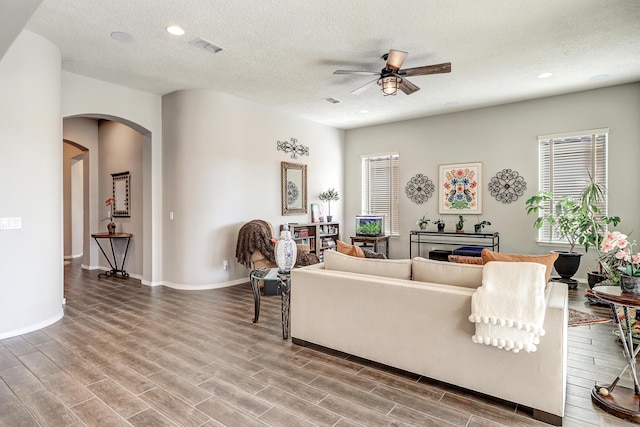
[0,217,22,229]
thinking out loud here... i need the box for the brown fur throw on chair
[235,220,320,269]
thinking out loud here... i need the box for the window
[361,153,399,236]
[537,128,608,243]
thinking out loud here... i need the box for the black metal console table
[409,230,500,258]
[91,233,132,278]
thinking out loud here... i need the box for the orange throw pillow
[336,240,365,258]
[481,249,558,283]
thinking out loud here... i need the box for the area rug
[568,308,611,327]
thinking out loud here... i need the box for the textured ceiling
[24,0,640,129]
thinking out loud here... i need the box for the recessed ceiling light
[110,31,135,43]
[589,74,610,81]
[166,25,185,36]
[537,73,553,79]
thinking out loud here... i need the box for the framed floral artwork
[438,162,482,214]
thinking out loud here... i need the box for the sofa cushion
[481,249,558,283]
[323,249,411,280]
[412,257,483,289]
[336,240,365,258]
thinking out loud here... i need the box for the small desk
[350,235,390,258]
[91,233,133,278]
[591,286,640,423]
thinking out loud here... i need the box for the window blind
[537,129,608,243]
[361,153,399,235]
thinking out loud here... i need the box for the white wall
[162,90,345,288]
[98,121,144,277]
[70,157,83,256]
[345,83,640,280]
[0,30,63,338]
[62,72,163,284]
[63,118,99,268]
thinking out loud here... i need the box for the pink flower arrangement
[600,231,640,277]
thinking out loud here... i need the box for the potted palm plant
[318,188,339,222]
[525,176,620,286]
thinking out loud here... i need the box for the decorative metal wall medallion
[405,173,435,204]
[488,169,527,203]
[277,137,309,159]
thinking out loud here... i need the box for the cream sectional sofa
[290,250,568,425]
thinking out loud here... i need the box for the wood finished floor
[0,260,635,426]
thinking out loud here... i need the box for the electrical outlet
[223,259,229,270]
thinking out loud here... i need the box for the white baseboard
[158,278,247,290]
[64,253,83,260]
[80,265,247,290]
[0,309,64,340]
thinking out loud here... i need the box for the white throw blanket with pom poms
[469,261,547,353]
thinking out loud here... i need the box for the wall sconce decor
[488,168,527,203]
[405,173,434,204]
[277,137,309,159]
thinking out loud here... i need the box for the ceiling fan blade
[386,49,408,70]
[399,78,420,95]
[350,77,379,95]
[334,70,379,75]
[400,62,451,77]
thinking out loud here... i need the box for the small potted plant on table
[455,215,466,233]
[416,215,430,231]
[319,188,339,222]
[474,220,491,233]
[435,219,445,232]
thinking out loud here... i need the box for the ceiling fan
[334,49,451,96]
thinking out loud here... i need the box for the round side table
[591,286,640,423]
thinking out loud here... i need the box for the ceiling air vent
[323,97,340,104]
[190,38,224,54]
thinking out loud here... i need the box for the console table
[91,233,132,278]
[590,286,640,423]
[409,230,500,258]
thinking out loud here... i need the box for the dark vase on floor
[551,251,582,289]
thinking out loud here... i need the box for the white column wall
[0,31,63,338]
[162,90,345,288]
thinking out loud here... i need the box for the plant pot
[107,221,116,234]
[621,275,640,295]
[418,224,427,231]
[456,229,464,233]
[474,224,482,233]
[587,271,607,289]
[551,251,582,280]
[326,215,333,222]
[437,224,445,232]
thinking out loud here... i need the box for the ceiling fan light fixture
[378,76,401,96]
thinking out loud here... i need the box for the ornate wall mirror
[112,171,130,217]
[281,162,307,215]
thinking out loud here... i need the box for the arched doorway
[62,115,152,282]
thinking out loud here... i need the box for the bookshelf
[287,222,340,261]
